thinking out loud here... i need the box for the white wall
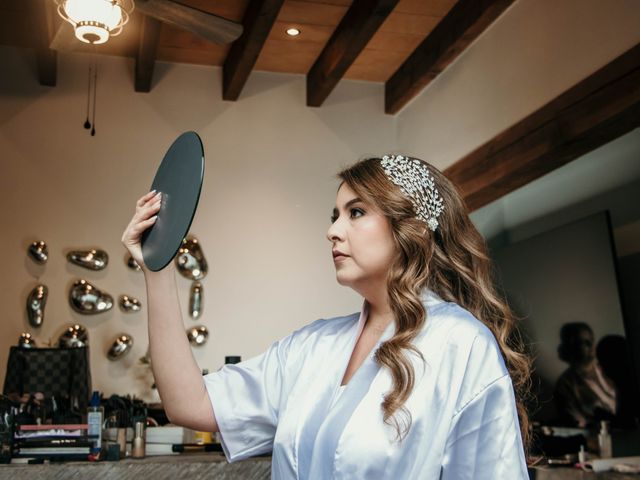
[2,0,640,401]
[0,47,395,399]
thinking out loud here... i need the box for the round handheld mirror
[141,131,205,271]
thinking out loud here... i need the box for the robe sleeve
[203,334,294,462]
[441,374,529,480]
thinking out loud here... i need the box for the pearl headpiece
[380,155,444,231]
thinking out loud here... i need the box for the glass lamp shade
[58,0,132,45]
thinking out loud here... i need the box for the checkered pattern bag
[3,347,91,409]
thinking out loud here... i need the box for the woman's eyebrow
[332,197,364,219]
[333,197,363,212]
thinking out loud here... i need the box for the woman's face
[569,328,595,366]
[327,184,396,294]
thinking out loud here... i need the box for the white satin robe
[204,291,528,479]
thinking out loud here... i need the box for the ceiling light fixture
[56,0,134,45]
[286,28,300,37]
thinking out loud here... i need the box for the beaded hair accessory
[380,155,444,231]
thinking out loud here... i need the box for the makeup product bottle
[598,420,612,458]
[117,427,127,456]
[132,421,146,459]
[87,391,103,454]
[578,444,587,464]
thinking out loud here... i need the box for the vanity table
[0,453,271,480]
[531,467,639,479]
[1,455,639,479]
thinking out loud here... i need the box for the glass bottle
[598,420,612,458]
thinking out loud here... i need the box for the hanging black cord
[84,67,92,129]
[91,60,97,136]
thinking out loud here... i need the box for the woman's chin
[335,273,353,287]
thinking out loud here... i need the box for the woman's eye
[350,208,364,219]
[330,214,338,224]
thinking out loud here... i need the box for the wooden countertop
[0,453,271,480]
[1,453,638,479]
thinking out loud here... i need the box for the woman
[122,155,530,479]
[554,322,616,427]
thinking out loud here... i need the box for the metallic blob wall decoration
[139,348,150,365]
[28,241,48,264]
[58,324,88,348]
[67,249,109,270]
[107,334,134,360]
[126,255,142,272]
[175,236,208,280]
[69,279,113,314]
[18,333,37,348]
[26,284,48,327]
[186,326,208,346]
[189,282,202,319]
[119,295,141,312]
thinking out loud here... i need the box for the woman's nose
[327,219,343,242]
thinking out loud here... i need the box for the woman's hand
[121,190,161,270]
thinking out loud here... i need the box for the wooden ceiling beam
[444,43,640,212]
[385,0,515,115]
[135,15,162,92]
[222,0,285,101]
[26,0,57,86]
[136,0,242,45]
[306,0,399,107]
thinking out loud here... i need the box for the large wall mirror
[475,128,640,430]
[493,212,628,427]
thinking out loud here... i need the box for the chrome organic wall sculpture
[28,241,48,264]
[119,294,141,312]
[189,282,203,319]
[58,324,88,348]
[26,284,48,327]
[18,332,37,348]
[126,255,142,272]
[107,334,134,360]
[69,279,113,314]
[175,236,208,280]
[67,249,109,270]
[186,326,208,346]
[139,347,150,365]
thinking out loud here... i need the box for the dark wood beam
[444,43,640,212]
[385,0,515,115]
[26,0,57,86]
[222,0,285,101]
[136,0,242,45]
[135,15,162,92]
[306,0,399,107]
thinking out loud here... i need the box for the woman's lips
[332,251,349,262]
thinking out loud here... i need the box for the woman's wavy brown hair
[338,157,532,450]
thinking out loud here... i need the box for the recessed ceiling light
[286,28,300,37]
